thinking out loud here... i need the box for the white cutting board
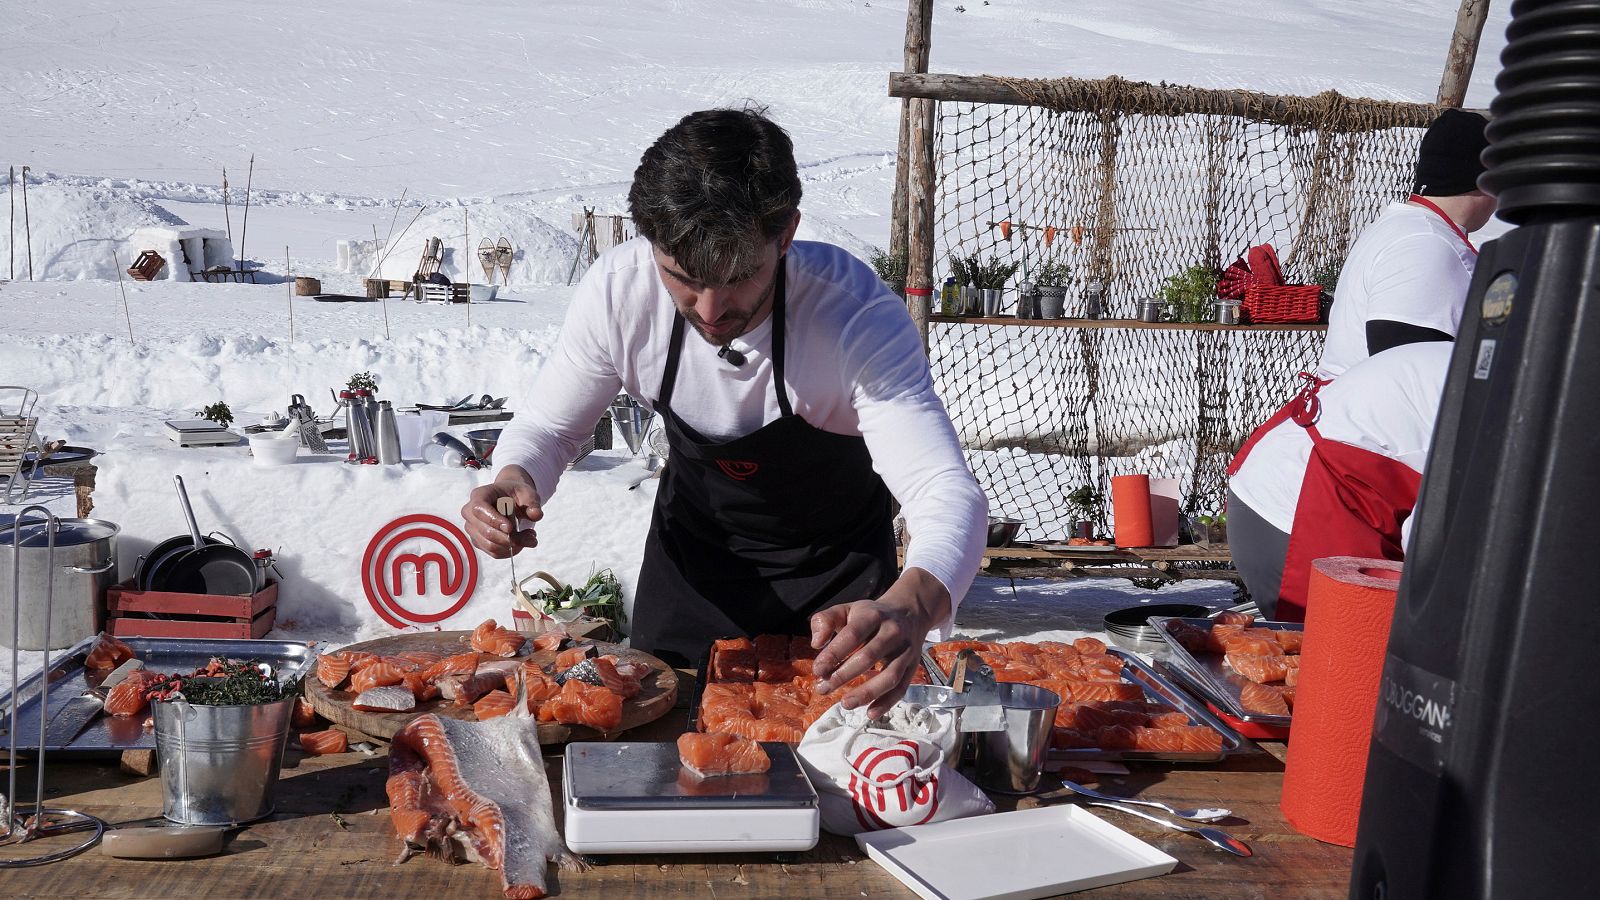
[856,805,1177,899]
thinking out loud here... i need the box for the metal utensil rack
[2,506,106,865]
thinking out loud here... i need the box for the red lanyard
[1408,194,1477,255]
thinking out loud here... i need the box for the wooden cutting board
[303,631,678,744]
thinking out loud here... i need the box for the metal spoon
[1059,779,1231,823]
[1081,800,1252,857]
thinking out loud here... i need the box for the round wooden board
[303,631,678,745]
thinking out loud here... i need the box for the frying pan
[138,532,225,590]
[159,475,260,596]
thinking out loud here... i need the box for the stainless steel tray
[1148,616,1302,728]
[920,643,1243,762]
[1,636,321,753]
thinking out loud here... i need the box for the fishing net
[928,76,1438,539]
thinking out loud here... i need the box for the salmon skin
[353,685,417,713]
[387,678,585,899]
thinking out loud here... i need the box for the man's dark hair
[628,107,802,286]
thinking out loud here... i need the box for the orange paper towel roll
[1111,475,1153,547]
[1280,556,1402,847]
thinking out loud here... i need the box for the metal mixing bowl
[986,517,1023,547]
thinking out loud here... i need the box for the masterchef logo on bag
[847,740,939,830]
[715,459,759,481]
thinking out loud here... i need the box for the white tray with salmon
[922,637,1244,762]
[1149,611,1304,728]
[304,618,678,744]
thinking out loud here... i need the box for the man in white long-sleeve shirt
[460,108,987,717]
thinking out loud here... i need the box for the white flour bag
[797,700,993,835]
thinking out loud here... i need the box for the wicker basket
[1242,282,1322,324]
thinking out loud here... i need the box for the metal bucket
[154,695,295,825]
[971,683,1060,795]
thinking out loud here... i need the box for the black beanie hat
[1412,109,1491,197]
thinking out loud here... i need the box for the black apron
[630,257,898,667]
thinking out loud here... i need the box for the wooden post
[238,155,254,275]
[1438,0,1492,108]
[8,165,13,281]
[285,246,295,343]
[906,97,937,354]
[889,0,934,263]
[21,165,31,280]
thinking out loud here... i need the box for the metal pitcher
[970,683,1061,794]
[154,694,296,825]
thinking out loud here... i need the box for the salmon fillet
[350,660,410,694]
[1239,681,1292,715]
[541,680,622,732]
[471,619,527,658]
[84,632,135,670]
[103,669,165,717]
[387,708,586,898]
[753,634,789,660]
[316,653,353,689]
[590,656,643,699]
[473,690,517,720]
[1214,610,1256,626]
[291,697,319,729]
[1226,652,1298,684]
[677,732,771,777]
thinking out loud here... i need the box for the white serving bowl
[247,432,300,466]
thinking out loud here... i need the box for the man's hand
[809,568,950,719]
[461,466,544,558]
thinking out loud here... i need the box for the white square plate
[856,805,1176,899]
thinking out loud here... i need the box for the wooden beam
[888,72,1459,130]
[1438,0,1492,108]
[889,1,934,263]
[906,96,937,354]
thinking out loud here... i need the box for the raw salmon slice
[298,729,348,755]
[1073,637,1108,655]
[471,619,527,658]
[753,634,789,660]
[1214,610,1256,626]
[678,732,771,777]
[1239,681,1292,715]
[103,670,165,717]
[713,637,753,653]
[590,656,643,699]
[84,632,135,670]
[291,697,319,729]
[530,632,567,652]
[788,636,819,660]
[712,648,757,683]
[553,645,594,671]
[473,690,517,720]
[422,653,480,683]
[1130,725,1223,753]
[1062,679,1143,702]
[350,660,409,694]
[1220,632,1284,657]
[756,659,799,683]
[316,653,353,689]
[541,680,622,732]
[1226,652,1297,684]
[354,685,418,713]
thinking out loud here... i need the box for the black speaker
[1349,2,1600,897]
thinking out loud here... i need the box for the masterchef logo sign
[847,740,940,830]
[362,514,479,629]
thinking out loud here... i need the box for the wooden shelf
[930,315,1326,332]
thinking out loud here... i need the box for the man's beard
[681,268,779,345]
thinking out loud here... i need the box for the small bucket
[154,695,296,825]
[970,683,1060,795]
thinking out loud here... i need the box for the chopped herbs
[147,657,297,706]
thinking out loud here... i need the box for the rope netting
[928,76,1435,539]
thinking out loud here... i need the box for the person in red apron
[461,108,987,717]
[1227,343,1452,621]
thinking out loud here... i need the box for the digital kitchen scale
[164,420,241,447]
[563,741,819,854]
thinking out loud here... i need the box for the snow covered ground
[1,0,1510,676]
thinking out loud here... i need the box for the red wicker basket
[1242,282,1323,323]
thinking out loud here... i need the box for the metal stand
[2,506,107,865]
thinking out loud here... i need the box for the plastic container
[247,432,299,466]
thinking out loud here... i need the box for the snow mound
[373,201,578,286]
[0,175,188,281]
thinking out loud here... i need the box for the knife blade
[43,657,146,747]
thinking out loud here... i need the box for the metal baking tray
[1,635,321,754]
[920,643,1243,762]
[1148,616,1302,728]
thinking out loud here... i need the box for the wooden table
[2,671,1351,898]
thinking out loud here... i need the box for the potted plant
[1156,264,1220,324]
[869,248,909,298]
[948,255,981,315]
[346,371,379,393]
[1065,484,1102,539]
[972,256,1019,316]
[198,401,234,428]
[1033,259,1073,318]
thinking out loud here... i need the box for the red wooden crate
[105,579,278,639]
